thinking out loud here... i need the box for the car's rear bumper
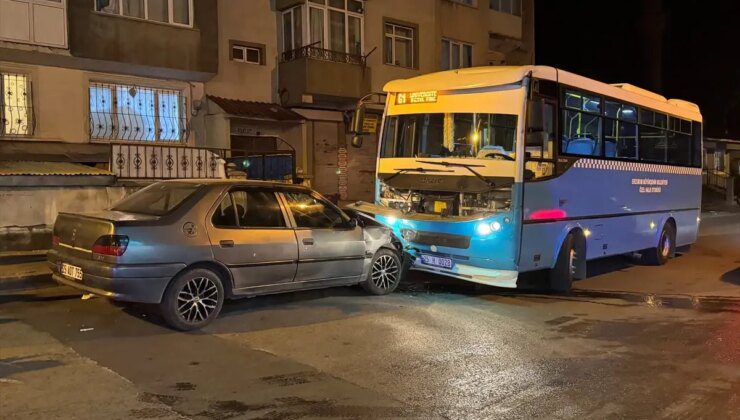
[48,250,185,303]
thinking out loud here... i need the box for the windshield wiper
[416,160,496,187]
[384,167,454,183]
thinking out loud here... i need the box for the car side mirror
[347,218,359,228]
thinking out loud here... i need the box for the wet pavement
[1,227,738,419]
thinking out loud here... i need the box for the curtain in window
[310,7,324,48]
[147,0,168,23]
[89,85,114,139]
[348,15,361,56]
[158,92,181,141]
[2,74,31,135]
[122,0,144,18]
[116,86,156,141]
[173,0,190,24]
[329,10,345,52]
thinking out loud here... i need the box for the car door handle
[219,240,235,248]
[302,238,314,245]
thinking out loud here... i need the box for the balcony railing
[110,143,297,182]
[280,45,365,66]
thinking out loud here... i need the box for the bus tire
[643,223,675,266]
[549,233,577,294]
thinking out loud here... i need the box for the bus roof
[383,65,702,122]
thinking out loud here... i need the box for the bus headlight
[490,221,502,232]
[476,222,492,236]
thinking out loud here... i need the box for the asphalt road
[1,221,738,419]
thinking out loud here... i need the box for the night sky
[535,0,740,139]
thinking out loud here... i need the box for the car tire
[549,233,577,294]
[642,223,675,266]
[362,248,402,295]
[160,268,225,331]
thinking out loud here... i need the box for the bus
[348,66,702,292]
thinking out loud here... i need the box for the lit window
[442,39,473,70]
[89,82,186,142]
[96,0,193,27]
[232,44,263,65]
[384,22,415,68]
[1,73,33,136]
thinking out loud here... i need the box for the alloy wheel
[177,277,219,324]
[371,254,399,290]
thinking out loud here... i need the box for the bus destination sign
[396,91,438,105]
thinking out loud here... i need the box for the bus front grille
[401,229,471,249]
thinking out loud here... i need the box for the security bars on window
[0,73,34,136]
[89,82,188,142]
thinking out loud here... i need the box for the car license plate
[420,254,453,269]
[61,263,83,281]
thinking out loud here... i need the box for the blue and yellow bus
[349,66,702,292]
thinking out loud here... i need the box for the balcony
[278,45,371,108]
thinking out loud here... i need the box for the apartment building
[0,0,217,251]
[209,0,534,201]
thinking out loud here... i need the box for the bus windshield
[380,113,518,159]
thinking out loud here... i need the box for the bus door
[519,80,559,269]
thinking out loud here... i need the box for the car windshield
[112,183,200,216]
[380,113,518,158]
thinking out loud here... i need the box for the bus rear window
[112,183,200,216]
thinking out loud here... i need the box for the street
[1,216,739,419]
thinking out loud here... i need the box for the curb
[0,272,55,293]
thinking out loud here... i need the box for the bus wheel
[549,233,577,294]
[643,223,675,266]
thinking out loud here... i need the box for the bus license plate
[61,263,83,281]
[420,254,453,269]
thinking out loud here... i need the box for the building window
[89,82,187,142]
[449,0,476,6]
[282,0,363,56]
[231,42,264,65]
[489,0,521,16]
[384,22,415,68]
[442,39,473,70]
[0,0,67,47]
[95,0,193,27]
[1,73,34,136]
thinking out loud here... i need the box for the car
[48,180,403,330]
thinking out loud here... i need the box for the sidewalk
[0,260,53,293]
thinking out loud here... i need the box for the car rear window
[112,183,200,216]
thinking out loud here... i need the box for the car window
[212,194,238,228]
[112,182,199,216]
[213,190,285,228]
[283,192,348,229]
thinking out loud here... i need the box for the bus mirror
[351,134,364,148]
[350,104,366,135]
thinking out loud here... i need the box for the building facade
[0,0,533,252]
[206,0,534,202]
[0,0,218,251]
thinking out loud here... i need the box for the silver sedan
[48,180,403,330]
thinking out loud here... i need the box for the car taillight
[52,235,60,246]
[92,235,129,257]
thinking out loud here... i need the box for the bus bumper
[409,258,519,288]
